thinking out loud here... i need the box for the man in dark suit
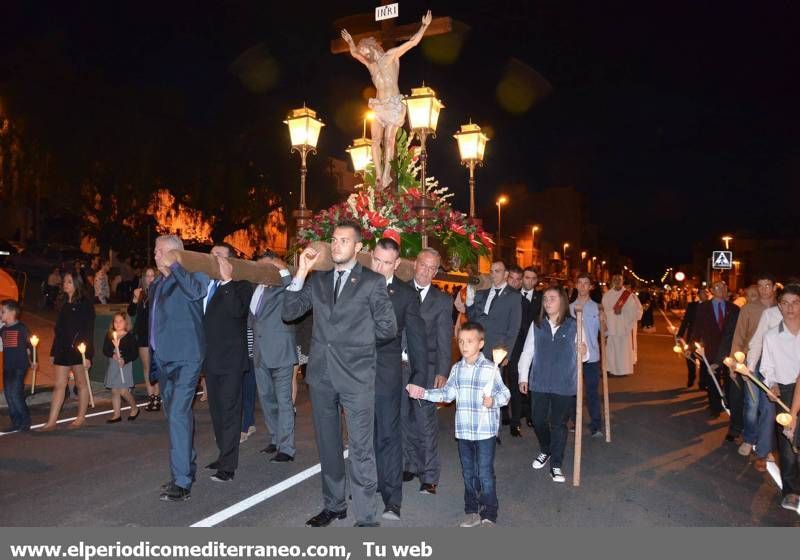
[283,221,397,527]
[369,236,427,521]
[693,281,741,434]
[248,250,297,463]
[465,260,522,387]
[202,244,254,483]
[506,266,540,436]
[402,247,453,495]
[678,289,708,388]
[151,235,209,501]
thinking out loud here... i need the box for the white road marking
[191,450,350,527]
[0,391,204,436]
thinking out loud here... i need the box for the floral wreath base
[294,129,493,269]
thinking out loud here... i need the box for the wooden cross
[330,1,453,54]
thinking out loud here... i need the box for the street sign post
[712,250,733,270]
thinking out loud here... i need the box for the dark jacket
[203,280,253,375]
[376,278,427,396]
[418,284,454,387]
[283,262,397,393]
[693,299,740,364]
[51,298,95,363]
[102,332,139,363]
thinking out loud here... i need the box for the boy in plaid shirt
[407,321,510,527]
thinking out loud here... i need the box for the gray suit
[401,283,453,485]
[249,274,297,457]
[283,262,397,524]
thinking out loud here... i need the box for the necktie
[522,291,528,300]
[208,280,219,303]
[489,288,501,312]
[334,270,345,304]
[416,286,424,303]
[254,287,266,316]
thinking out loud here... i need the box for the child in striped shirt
[407,321,510,527]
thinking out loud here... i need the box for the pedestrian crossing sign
[712,251,733,269]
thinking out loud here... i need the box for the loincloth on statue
[368,94,406,128]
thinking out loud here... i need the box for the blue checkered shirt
[423,353,511,441]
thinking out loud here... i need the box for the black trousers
[778,383,799,497]
[374,391,403,509]
[725,369,744,436]
[700,362,725,413]
[508,361,531,428]
[685,357,697,387]
[532,391,575,469]
[205,371,245,472]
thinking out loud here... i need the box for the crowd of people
[677,274,800,515]
[3,221,799,525]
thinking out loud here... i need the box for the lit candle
[30,335,39,395]
[76,342,95,408]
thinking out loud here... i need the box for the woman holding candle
[103,312,140,422]
[128,267,160,411]
[43,272,95,430]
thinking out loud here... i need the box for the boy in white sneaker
[407,322,510,526]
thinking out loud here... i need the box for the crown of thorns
[357,36,384,54]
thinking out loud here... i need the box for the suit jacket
[150,263,208,363]
[282,262,397,393]
[694,299,740,365]
[510,291,538,366]
[203,279,253,375]
[418,284,454,388]
[677,300,698,341]
[375,279,427,396]
[249,275,297,369]
[467,286,522,360]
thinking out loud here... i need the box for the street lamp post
[531,225,540,268]
[454,121,489,221]
[284,105,324,232]
[496,195,508,258]
[405,85,444,247]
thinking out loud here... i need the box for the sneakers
[550,467,566,483]
[591,430,604,439]
[459,513,481,528]
[382,505,401,521]
[780,494,800,512]
[160,482,191,501]
[532,453,550,470]
[738,442,753,456]
[481,519,495,527]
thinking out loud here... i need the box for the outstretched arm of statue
[341,29,370,66]
[388,10,432,58]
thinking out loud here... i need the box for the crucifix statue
[340,10,432,190]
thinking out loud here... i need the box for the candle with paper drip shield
[30,335,39,395]
[112,331,125,383]
[693,342,729,415]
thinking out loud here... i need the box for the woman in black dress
[128,266,160,411]
[43,272,95,430]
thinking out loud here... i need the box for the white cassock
[602,288,642,375]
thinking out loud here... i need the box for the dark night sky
[3,1,799,276]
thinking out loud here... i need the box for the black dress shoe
[160,482,191,501]
[419,483,437,494]
[205,461,221,470]
[270,452,294,463]
[106,417,122,424]
[402,471,417,482]
[306,509,347,527]
[210,470,235,482]
[525,418,534,428]
[510,426,522,437]
[260,444,278,454]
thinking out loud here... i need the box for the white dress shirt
[760,321,800,387]
[413,281,431,303]
[747,306,782,371]
[250,269,291,315]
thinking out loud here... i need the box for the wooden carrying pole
[600,309,611,442]
[573,307,584,487]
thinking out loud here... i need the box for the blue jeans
[742,368,776,458]
[241,358,256,432]
[457,437,498,522]
[3,368,31,430]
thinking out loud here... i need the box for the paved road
[1,312,796,527]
